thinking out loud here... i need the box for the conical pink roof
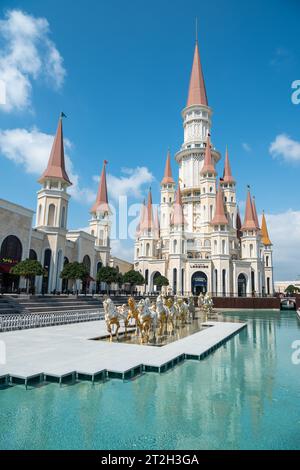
[153,207,160,238]
[211,186,228,225]
[241,189,258,231]
[223,146,235,183]
[171,184,184,226]
[251,196,260,229]
[200,134,216,176]
[90,161,109,213]
[236,206,242,239]
[187,41,208,107]
[140,188,153,231]
[39,116,72,185]
[161,150,175,185]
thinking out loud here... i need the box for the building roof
[241,188,258,231]
[261,212,272,245]
[200,134,216,176]
[222,146,235,184]
[186,41,208,107]
[211,186,228,225]
[38,115,72,186]
[90,160,109,213]
[140,188,153,231]
[171,184,184,226]
[161,150,175,185]
[251,196,260,229]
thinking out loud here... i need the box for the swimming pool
[0,310,299,450]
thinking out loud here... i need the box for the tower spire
[200,134,216,176]
[161,149,175,185]
[171,184,184,226]
[261,212,272,245]
[140,188,153,231]
[90,160,109,213]
[38,114,72,186]
[211,185,228,225]
[186,35,208,107]
[241,187,257,231]
[223,146,235,183]
[251,196,260,229]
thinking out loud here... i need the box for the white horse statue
[103,296,121,342]
[137,298,156,343]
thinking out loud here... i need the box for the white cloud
[242,142,251,152]
[0,9,66,112]
[111,239,133,263]
[269,134,300,163]
[265,210,300,280]
[94,166,154,202]
[0,126,95,203]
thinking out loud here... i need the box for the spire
[39,114,72,185]
[261,212,272,245]
[223,146,235,184]
[200,134,216,176]
[186,39,208,107]
[90,160,109,213]
[154,207,160,238]
[236,206,242,239]
[161,150,175,185]
[136,199,145,236]
[251,196,260,229]
[140,188,153,232]
[171,184,184,226]
[241,188,257,231]
[211,185,228,225]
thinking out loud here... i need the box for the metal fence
[0,310,104,332]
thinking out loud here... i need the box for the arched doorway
[29,249,38,293]
[62,257,69,292]
[238,273,247,297]
[82,255,91,293]
[42,249,52,294]
[191,271,207,295]
[96,261,103,293]
[0,235,23,293]
[152,271,162,292]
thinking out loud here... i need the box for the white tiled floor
[0,319,246,379]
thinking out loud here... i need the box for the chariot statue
[103,296,122,342]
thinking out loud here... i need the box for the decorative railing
[0,310,104,332]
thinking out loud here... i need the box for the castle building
[0,116,132,294]
[134,40,274,296]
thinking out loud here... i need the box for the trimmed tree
[122,270,145,293]
[11,259,45,294]
[60,262,89,293]
[153,275,169,291]
[285,284,300,295]
[96,266,120,294]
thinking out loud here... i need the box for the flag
[60,111,67,118]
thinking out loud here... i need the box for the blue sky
[0,0,299,279]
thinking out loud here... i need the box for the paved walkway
[0,319,246,383]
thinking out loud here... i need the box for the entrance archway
[0,235,23,293]
[191,271,208,295]
[238,273,247,297]
[152,271,162,293]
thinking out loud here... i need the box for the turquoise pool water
[0,310,300,450]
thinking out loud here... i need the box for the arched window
[210,205,213,220]
[91,230,95,236]
[146,243,150,257]
[82,255,91,274]
[60,206,66,228]
[42,249,52,294]
[173,239,177,254]
[267,277,270,295]
[173,268,177,294]
[136,248,139,258]
[0,235,22,261]
[222,269,226,296]
[222,240,226,255]
[182,240,185,253]
[29,249,37,261]
[266,256,269,267]
[47,204,55,226]
[214,269,218,295]
[250,244,254,258]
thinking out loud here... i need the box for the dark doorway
[238,273,247,297]
[0,235,23,293]
[191,271,207,295]
[42,249,51,294]
[62,257,69,292]
[152,271,162,292]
